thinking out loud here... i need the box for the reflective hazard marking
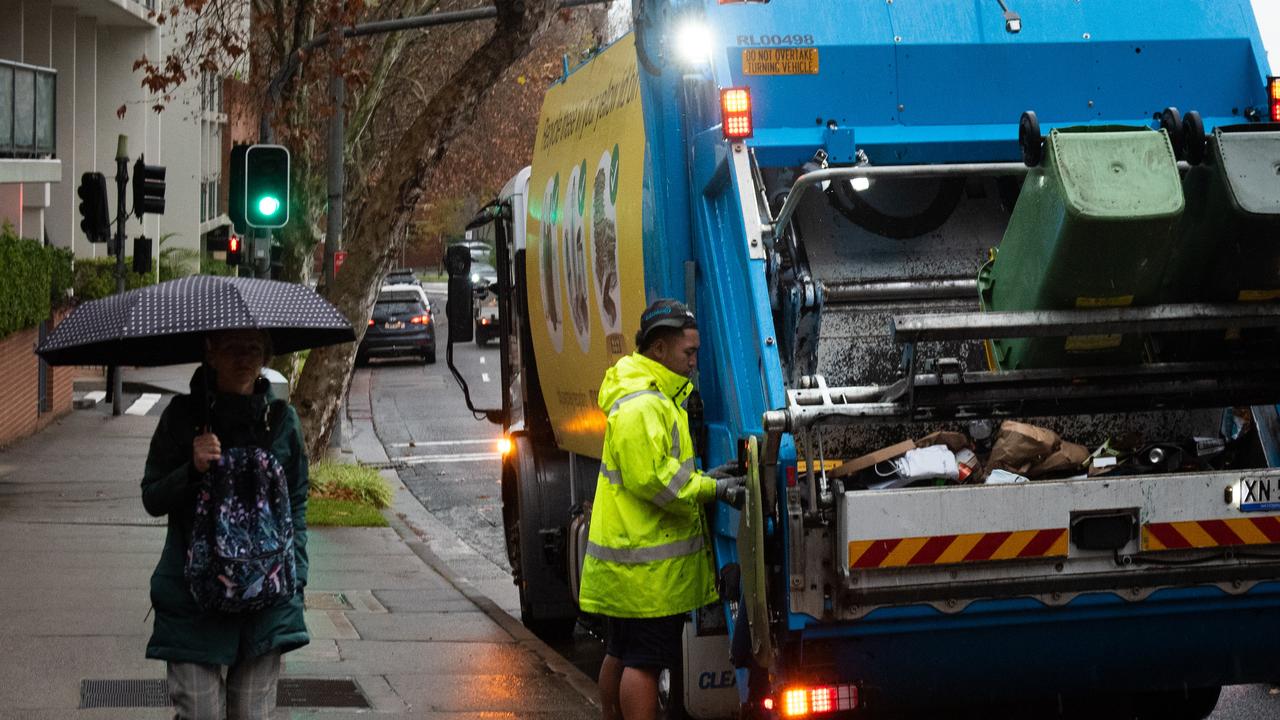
[1142,517,1280,551]
[848,528,1068,570]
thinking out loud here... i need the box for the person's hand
[705,462,740,480]
[715,475,747,508]
[192,432,222,474]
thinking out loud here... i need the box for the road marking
[397,452,500,465]
[84,391,106,403]
[480,356,486,364]
[125,393,162,416]
[387,439,495,448]
[482,373,491,383]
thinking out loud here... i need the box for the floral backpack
[185,401,297,613]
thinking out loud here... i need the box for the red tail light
[778,684,858,717]
[410,314,430,324]
[1270,76,1280,122]
[367,318,375,326]
[721,87,753,140]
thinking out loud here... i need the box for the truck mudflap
[829,469,1280,617]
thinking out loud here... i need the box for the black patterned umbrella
[36,275,355,366]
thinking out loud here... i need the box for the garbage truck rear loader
[447,1,1280,716]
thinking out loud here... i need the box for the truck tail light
[778,684,858,717]
[721,87,754,140]
[1270,76,1280,122]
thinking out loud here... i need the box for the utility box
[981,126,1184,370]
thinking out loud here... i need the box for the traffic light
[132,155,166,218]
[244,144,290,229]
[77,172,110,243]
[132,236,152,274]
[226,233,242,266]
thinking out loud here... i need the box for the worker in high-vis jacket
[580,298,745,720]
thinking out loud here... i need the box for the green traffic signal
[257,196,282,217]
[242,144,290,229]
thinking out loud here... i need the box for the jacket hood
[598,353,692,413]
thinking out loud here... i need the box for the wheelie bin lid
[1211,124,1280,216]
[1048,126,1184,222]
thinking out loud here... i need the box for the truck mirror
[445,245,474,343]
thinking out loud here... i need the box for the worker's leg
[599,654,624,720]
[618,666,661,720]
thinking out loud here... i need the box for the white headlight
[674,20,713,67]
[471,273,480,282]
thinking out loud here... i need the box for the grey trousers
[166,650,281,720]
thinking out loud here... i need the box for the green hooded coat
[141,367,310,665]
[577,352,719,618]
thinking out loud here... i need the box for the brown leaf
[116,104,127,119]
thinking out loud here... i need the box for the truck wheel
[503,437,578,644]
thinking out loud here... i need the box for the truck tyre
[503,436,578,643]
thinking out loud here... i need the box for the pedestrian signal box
[226,234,242,266]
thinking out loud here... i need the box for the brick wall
[0,311,75,448]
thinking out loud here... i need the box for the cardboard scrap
[916,431,971,453]
[986,421,1060,477]
[828,439,915,479]
[1028,441,1090,478]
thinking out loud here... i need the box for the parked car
[384,268,421,286]
[358,284,436,364]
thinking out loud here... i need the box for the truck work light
[721,87,754,140]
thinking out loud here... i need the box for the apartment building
[0,0,238,260]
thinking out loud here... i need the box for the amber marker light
[497,437,513,456]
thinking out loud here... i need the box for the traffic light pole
[111,135,130,417]
[325,66,344,290]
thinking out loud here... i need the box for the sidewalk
[0,371,598,718]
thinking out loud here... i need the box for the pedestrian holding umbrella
[37,275,354,719]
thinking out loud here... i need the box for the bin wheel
[1183,110,1206,165]
[1019,111,1043,167]
[1161,106,1185,158]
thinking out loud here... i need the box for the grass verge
[307,497,388,527]
[307,460,394,527]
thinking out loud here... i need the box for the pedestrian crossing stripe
[848,528,1068,570]
[1142,517,1280,551]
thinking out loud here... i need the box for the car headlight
[471,273,480,283]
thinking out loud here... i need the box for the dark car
[358,285,436,364]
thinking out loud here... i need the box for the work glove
[715,475,748,509]
[705,462,741,480]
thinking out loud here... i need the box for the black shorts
[605,613,686,670]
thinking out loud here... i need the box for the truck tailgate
[832,469,1280,616]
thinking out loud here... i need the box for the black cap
[637,298,697,347]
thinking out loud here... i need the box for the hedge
[0,224,74,338]
[73,257,157,302]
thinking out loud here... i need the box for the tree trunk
[292,0,557,460]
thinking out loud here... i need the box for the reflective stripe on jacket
[577,352,719,618]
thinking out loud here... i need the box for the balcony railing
[0,59,56,159]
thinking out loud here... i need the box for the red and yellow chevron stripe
[1142,516,1280,551]
[848,528,1068,570]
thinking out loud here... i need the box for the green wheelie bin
[980,126,1184,370]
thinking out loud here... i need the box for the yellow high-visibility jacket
[578,352,719,618]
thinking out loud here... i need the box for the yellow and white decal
[526,34,647,457]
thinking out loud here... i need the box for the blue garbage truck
[447,1,1280,716]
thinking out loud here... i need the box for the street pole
[111,134,129,417]
[325,65,345,290]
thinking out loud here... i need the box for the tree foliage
[133,0,597,458]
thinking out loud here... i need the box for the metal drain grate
[80,679,170,708]
[80,678,370,709]
[278,678,369,708]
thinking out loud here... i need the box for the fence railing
[0,59,57,159]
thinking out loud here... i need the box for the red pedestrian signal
[227,234,242,266]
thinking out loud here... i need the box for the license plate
[385,321,404,330]
[1240,475,1280,512]
[742,48,819,75]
